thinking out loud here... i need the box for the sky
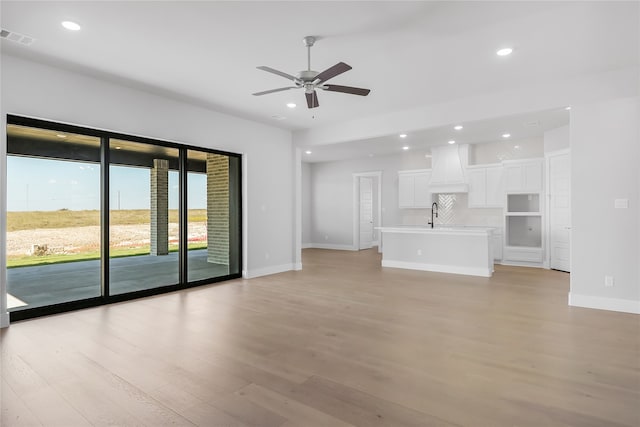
[7,156,207,211]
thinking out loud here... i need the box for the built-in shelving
[504,190,544,264]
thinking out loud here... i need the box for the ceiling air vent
[523,120,540,128]
[1,28,36,46]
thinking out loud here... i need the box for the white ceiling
[1,1,637,134]
[303,107,570,163]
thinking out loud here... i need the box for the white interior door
[549,153,571,272]
[359,177,373,249]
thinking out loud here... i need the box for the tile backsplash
[400,193,503,227]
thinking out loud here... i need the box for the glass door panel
[6,124,101,311]
[186,150,241,282]
[109,139,179,294]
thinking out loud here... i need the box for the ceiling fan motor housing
[297,70,319,83]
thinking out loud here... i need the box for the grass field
[7,209,207,232]
[7,242,207,268]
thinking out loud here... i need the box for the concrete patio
[7,249,230,311]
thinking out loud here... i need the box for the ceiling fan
[252,36,371,109]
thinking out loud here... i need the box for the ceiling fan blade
[257,66,300,82]
[314,62,352,84]
[305,91,319,109]
[323,85,371,96]
[252,87,298,96]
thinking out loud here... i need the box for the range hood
[428,144,469,193]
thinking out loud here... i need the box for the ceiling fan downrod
[303,36,316,71]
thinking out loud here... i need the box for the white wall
[470,137,544,165]
[570,97,640,314]
[301,162,312,246]
[1,54,296,327]
[307,154,409,248]
[544,125,570,153]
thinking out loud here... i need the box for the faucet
[428,202,438,228]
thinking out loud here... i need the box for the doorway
[547,149,571,272]
[352,171,382,250]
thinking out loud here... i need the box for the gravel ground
[6,222,207,256]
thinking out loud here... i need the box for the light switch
[614,199,629,209]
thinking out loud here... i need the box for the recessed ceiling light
[514,145,520,149]
[305,150,312,154]
[502,133,511,138]
[448,140,456,145]
[565,106,571,110]
[115,146,122,150]
[454,125,463,130]
[61,21,81,31]
[496,47,513,56]
[402,146,410,150]
[424,154,432,158]
[399,134,408,138]
[56,134,66,138]
[286,103,296,109]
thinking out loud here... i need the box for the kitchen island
[377,226,496,277]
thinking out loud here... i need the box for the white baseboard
[372,240,379,247]
[293,262,302,271]
[381,260,492,277]
[500,260,544,268]
[568,293,640,315]
[305,243,357,251]
[244,263,295,279]
[301,243,313,249]
[0,312,9,328]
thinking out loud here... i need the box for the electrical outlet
[604,276,614,287]
[614,199,628,209]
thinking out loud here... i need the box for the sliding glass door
[186,150,241,282]
[109,139,180,294]
[6,125,102,311]
[6,116,242,320]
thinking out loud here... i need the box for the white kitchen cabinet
[504,159,543,192]
[398,170,432,208]
[467,165,504,208]
[491,228,503,261]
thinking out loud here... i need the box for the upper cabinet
[503,159,543,192]
[398,170,432,208]
[467,165,504,208]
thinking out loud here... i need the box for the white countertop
[376,225,496,236]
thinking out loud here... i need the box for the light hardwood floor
[1,248,639,426]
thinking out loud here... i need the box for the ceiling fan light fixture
[454,125,463,130]
[496,47,513,56]
[448,140,456,145]
[399,133,407,138]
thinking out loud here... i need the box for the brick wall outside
[150,159,169,256]
[206,154,229,265]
